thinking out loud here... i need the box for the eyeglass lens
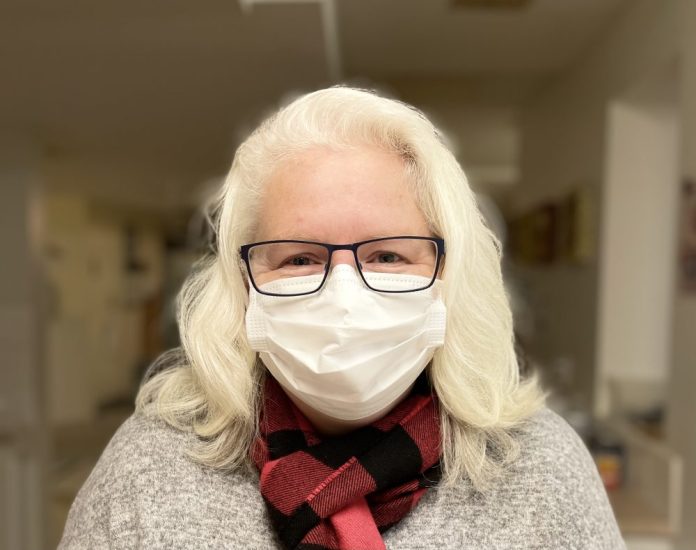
[247,238,438,293]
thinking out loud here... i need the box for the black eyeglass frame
[240,236,446,297]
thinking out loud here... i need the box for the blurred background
[1,0,695,548]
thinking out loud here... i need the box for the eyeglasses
[240,236,445,297]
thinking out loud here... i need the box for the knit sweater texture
[59,406,626,549]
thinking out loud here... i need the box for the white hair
[136,86,546,491]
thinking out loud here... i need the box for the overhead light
[451,0,532,8]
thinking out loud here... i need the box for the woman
[60,87,624,549]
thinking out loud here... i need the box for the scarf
[252,373,441,550]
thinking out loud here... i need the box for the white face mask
[245,264,446,422]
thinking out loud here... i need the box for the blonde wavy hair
[136,86,546,491]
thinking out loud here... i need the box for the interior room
[1,0,695,548]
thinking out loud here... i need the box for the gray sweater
[59,407,625,549]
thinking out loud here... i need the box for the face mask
[245,264,446,422]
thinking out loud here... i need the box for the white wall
[597,97,679,416]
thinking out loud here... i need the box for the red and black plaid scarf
[252,373,441,550]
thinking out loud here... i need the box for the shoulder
[516,405,602,480]
[504,407,626,547]
[59,413,277,549]
[385,407,626,549]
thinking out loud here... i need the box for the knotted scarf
[252,373,441,550]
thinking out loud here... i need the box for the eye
[365,249,407,265]
[277,252,324,269]
[377,252,401,263]
[288,256,314,266]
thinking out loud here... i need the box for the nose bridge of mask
[322,264,365,312]
[325,263,362,288]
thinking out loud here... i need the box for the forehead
[255,146,431,243]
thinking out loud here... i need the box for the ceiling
[340,0,628,76]
[0,0,629,196]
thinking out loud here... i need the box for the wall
[597,93,679,416]
[389,77,529,200]
[43,153,204,212]
[0,137,46,550]
[667,2,696,548]
[40,189,166,425]
[514,0,696,546]
[511,0,680,408]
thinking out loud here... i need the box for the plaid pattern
[252,374,442,550]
